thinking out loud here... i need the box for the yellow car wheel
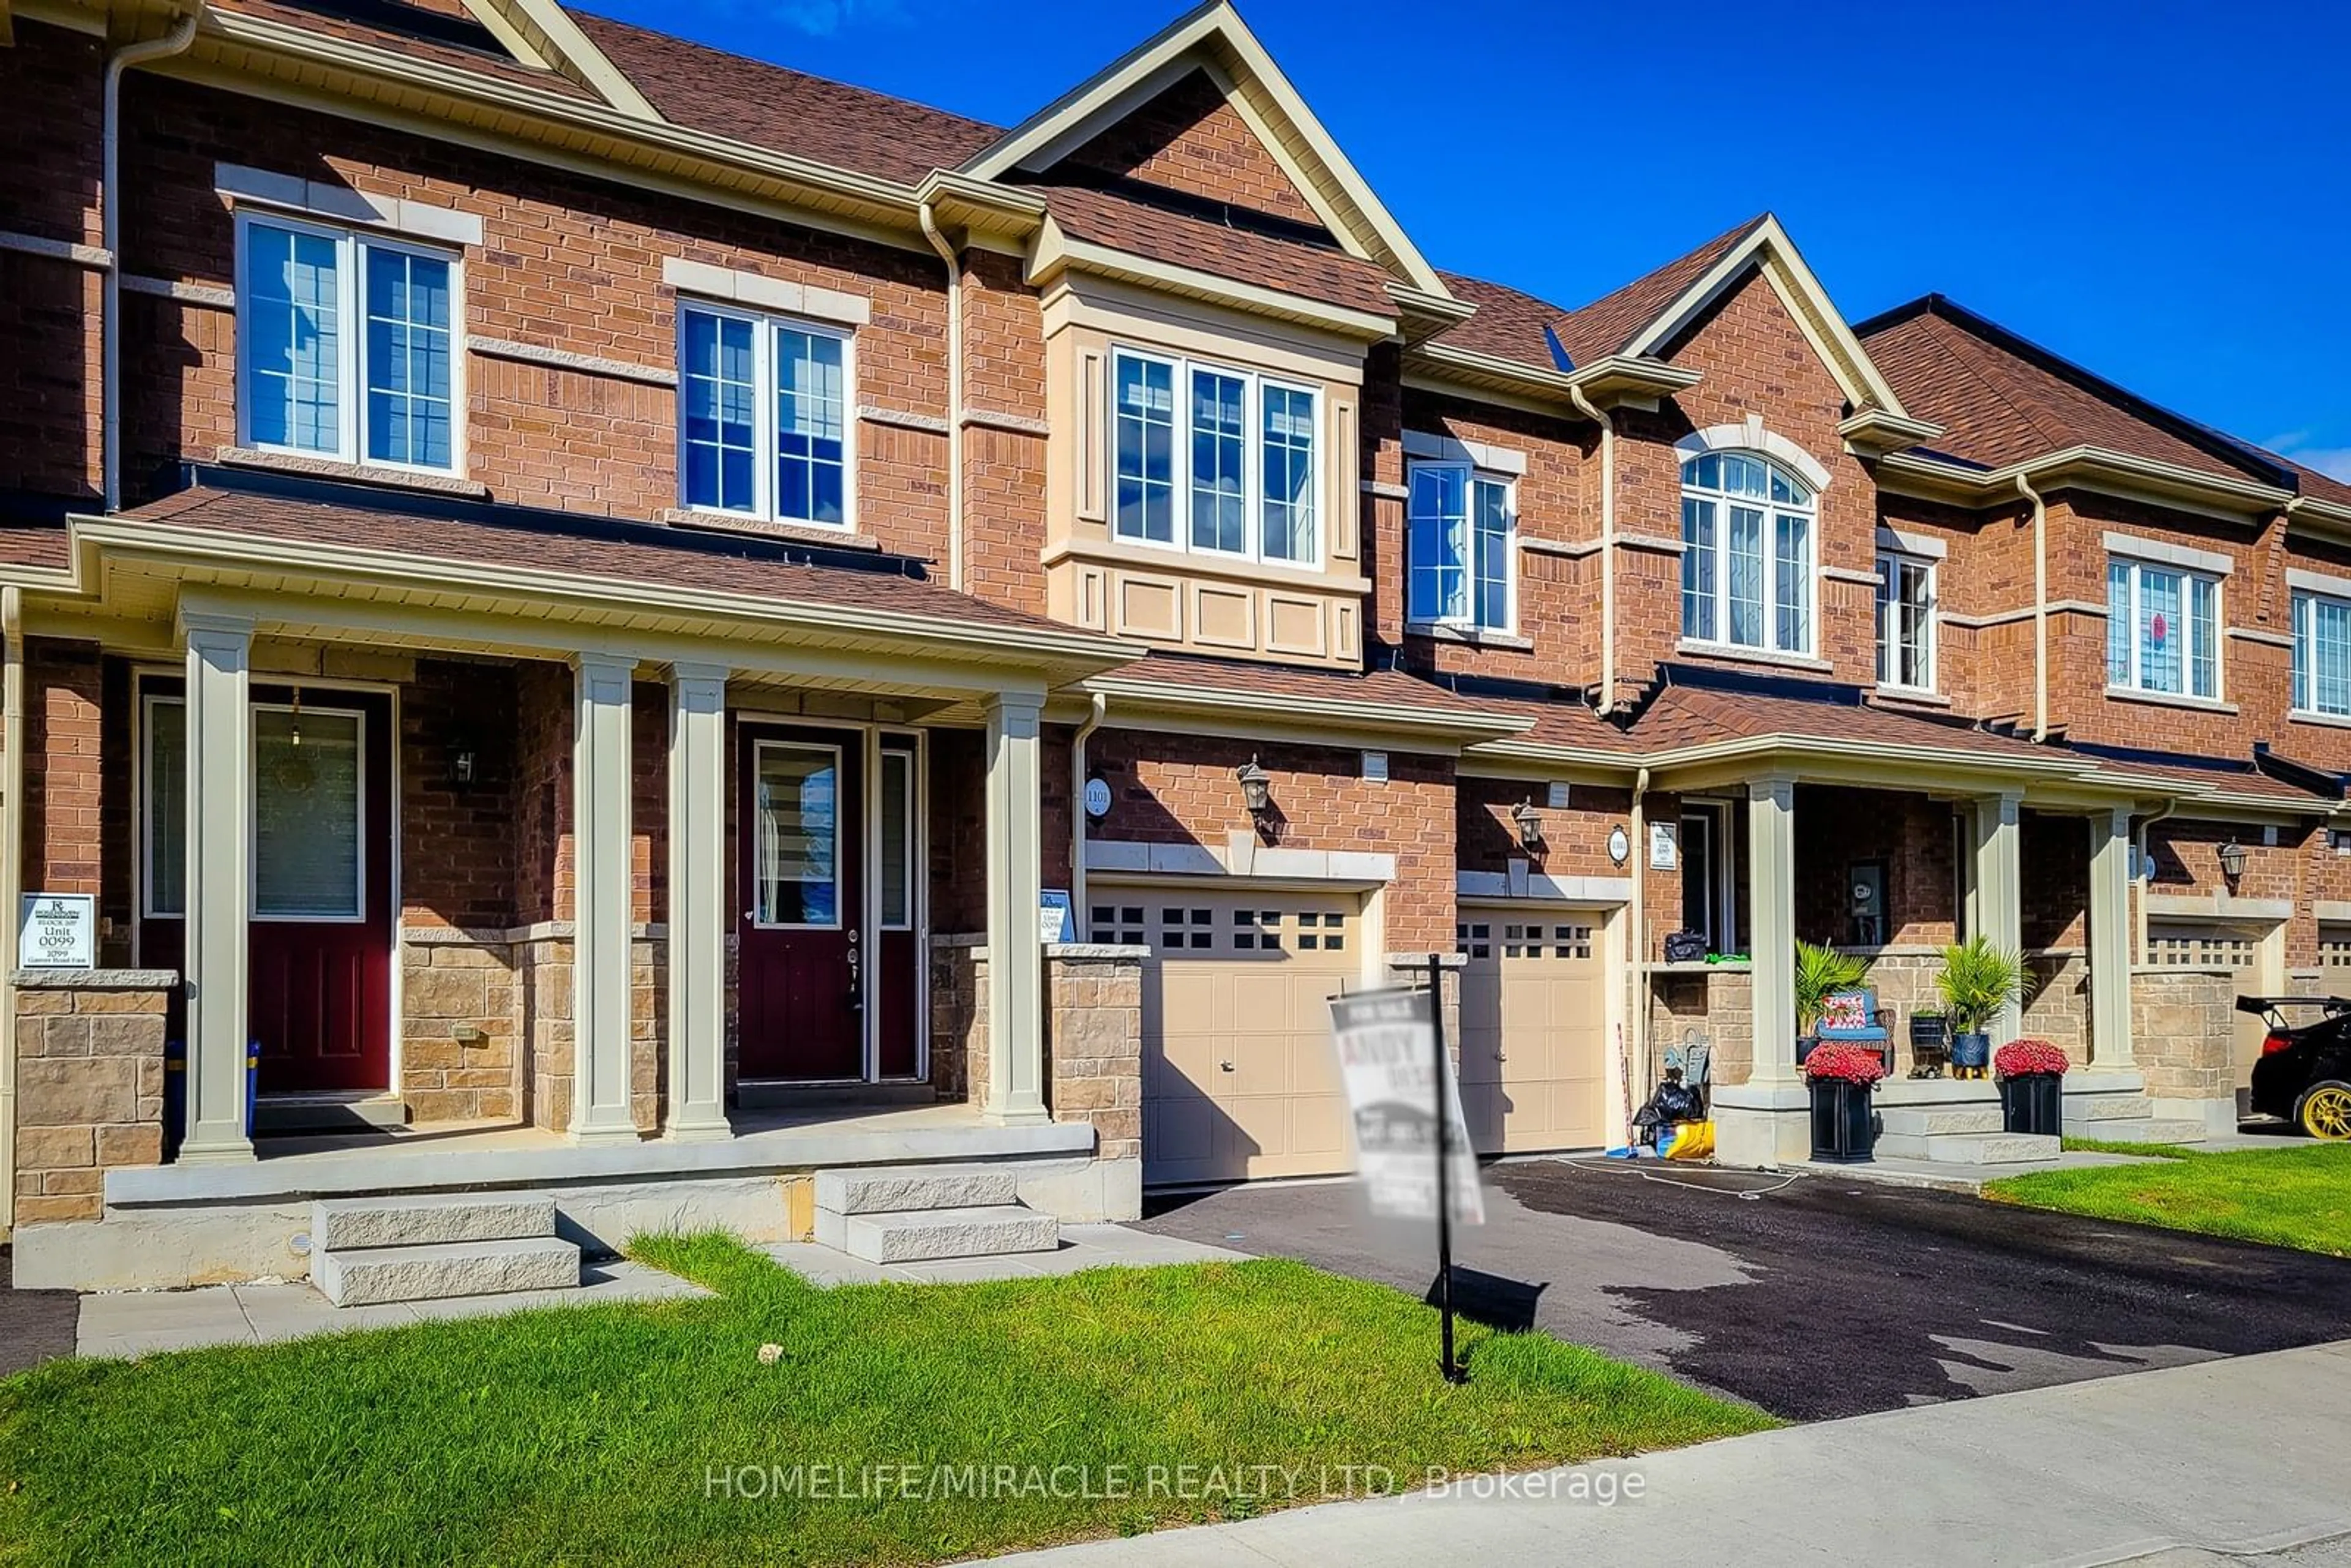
[2298,1081,2351,1141]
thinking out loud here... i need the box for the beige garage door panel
[1458,913,1608,1155]
[1130,887,1363,1187]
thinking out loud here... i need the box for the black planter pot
[1808,1079,1877,1163]
[2001,1072,2064,1136]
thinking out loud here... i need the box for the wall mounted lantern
[1512,798,1545,853]
[2216,838,2249,883]
[1234,756,1273,819]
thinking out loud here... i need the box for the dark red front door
[141,679,394,1095]
[737,724,864,1080]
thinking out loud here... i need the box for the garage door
[1114,887,1362,1187]
[2148,920,2273,1117]
[1457,912,1608,1155]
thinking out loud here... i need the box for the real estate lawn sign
[1330,956,1482,1384]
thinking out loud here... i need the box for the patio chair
[1815,988,1894,1077]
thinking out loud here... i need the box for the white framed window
[2107,557,2219,699]
[1110,347,1319,566]
[235,212,459,473]
[678,302,852,530]
[1680,452,1813,654]
[751,740,843,928]
[2293,589,2351,716]
[249,703,367,922]
[1406,460,1514,631]
[1875,552,1936,691]
[141,693,188,920]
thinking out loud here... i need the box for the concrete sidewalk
[981,1341,2351,1567]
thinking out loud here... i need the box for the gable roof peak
[960,0,1445,295]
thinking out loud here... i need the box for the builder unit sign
[18,893,96,972]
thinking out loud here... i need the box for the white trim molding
[468,335,677,387]
[122,275,238,309]
[2104,530,2233,578]
[2288,565,2351,599]
[0,228,110,268]
[1674,417,1834,493]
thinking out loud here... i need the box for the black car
[2238,996,2351,1139]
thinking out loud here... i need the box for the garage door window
[1457,920,1493,959]
[2323,925,2351,970]
[1160,907,1215,951]
[1090,904,1146,945]
[1505,921,1592,959]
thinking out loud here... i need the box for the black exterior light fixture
[2217,838,2249,883]
[1512,797,1545,853]
[1234,755,1273,819]
[451,741,478,789]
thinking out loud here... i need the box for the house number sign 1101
[19,893,96,971]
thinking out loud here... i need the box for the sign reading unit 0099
[19,893,96,971]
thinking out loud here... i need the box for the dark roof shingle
[1030,184,1394,315]
[1548,216,1768,369]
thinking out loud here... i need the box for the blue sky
[587,0,2351,475]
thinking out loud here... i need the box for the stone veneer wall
[516,929,574,1132]
[397,929,521,1122]
[12,970,173,1223]
[1043,946,1143,1163]
[1650,968,1753,1087]
[2131,967,2236,1116]
[929,936,986,1103]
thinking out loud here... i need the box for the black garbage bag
[1631,1068,1704,1131]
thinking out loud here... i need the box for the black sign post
[1430,950,1466,1384]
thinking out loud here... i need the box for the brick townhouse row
[1,0,2343,1281]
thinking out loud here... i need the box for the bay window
[1680,452,1813,655]
[1111,348,1319,565]
[1406,461,1514,631]
[2293,590,2351,716]
[678,302,850,528]
[2107,557,2219,699]
[1875,552,1936,691]
[236,213,457,473]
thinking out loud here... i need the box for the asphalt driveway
[0,1247,80,1377]
[1139,1159,2351,1420]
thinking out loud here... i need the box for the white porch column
[664,662,731,1141]
[983,690,1048,1123]
[569,653,638,1144]
[1747,776,1798,1083]
[2088,805,2135,1067]
[179,612,256,1164]
[1973,789,2027,1041]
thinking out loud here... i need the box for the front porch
[7,474,1150,1279]
[1641,776,2227,1168]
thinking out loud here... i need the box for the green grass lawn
[0,1234,1771,1567]
[1989,1142,2351,1257]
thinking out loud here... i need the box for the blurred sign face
[1329,987,1483,1227]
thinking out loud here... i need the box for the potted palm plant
[1804,1042,1886,1162]
[1935,937,2024,1078]
[1793,940,1870,1066]
[1994,1038,2069,1135]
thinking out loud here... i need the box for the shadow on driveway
[1141,1160,2351,1420]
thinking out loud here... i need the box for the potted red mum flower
[1803,1041,1886,1163]
[1994,1038,2069,1136]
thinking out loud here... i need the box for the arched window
[1679,451,1814,655]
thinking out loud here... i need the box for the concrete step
[313,1236,581,1306]
[255,1093,409,1134]
[311,1191,558,1253]
[814,1164,1018,1217]
[2064,1093,2154,1122]
[1875,1131,2061,1165]
[2061,1117,2209,1145]
[1878,1105,2004,1138]
[831,1204,1059,1265]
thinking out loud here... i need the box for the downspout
[1569,385,1616,712]
[917,201,965,592]
[1622,764,1651,1149]
[2015,470,2049,741]
[1069,692,1107,926]
[2134,800,2178,967]
[103,14,200,512]
[1,588,23,1238]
